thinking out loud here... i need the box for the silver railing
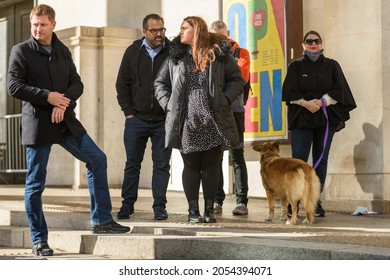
[0,114,27,173]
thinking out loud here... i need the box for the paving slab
[0,186,389,260]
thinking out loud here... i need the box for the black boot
[204,199,217,223]
[188,200,203,223]
[314,201,325,217]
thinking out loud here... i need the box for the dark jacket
[154,36,246,149]
[116,37,170,121]
[282,54,356,131]
[7,33,86,145]
[229,38,250,113]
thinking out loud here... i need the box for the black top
[8,33,86,145]
[282,54,356,131]
[116,37,171,121]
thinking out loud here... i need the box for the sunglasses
[305,39,322,45]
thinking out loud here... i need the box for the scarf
[303,49,324,62]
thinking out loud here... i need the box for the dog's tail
[303,168,321,223]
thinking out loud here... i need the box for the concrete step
[1,189,390,260]
[2,226,390,260]
[1,222,390,260]
[0,208,91,229]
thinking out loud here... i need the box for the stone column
[46,26,143,188]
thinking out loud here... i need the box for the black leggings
[181,147,223,201]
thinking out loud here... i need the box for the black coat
[282,55,356,131]
[115,37,170,121]
[7,33,86,145]
[154,37,245,149]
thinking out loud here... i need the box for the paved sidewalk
[0,186,390,259]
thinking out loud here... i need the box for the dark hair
[303,30,322,43]
[143,14,164,29]
[209,32,228,45]
[30,4,56,22]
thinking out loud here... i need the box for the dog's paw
[265,217,273,222]
[286,219,296,225]
[302,219,313,224]
[280,215,288,221]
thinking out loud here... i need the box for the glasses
[145,28,166,35]
[305,39,322,45]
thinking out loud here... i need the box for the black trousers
[215,112,248,205]
[181,146,223,201]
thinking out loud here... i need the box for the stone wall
[46,27,144,188]
[303,0,390,212]
[37,0,390,212]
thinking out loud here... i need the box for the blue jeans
[121,117,172,211]
[290,125,336,193]
[25,131,113,244]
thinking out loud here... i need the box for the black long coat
[282,54,356,131]
[154,37,245,149]
[7,33,86,145]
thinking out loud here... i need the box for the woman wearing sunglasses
[282,30,356,217]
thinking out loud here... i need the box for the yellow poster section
[223,0,287,142]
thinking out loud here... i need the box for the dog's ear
[271,141,280,148]
[271,141,280,152]
[252,144,261,152]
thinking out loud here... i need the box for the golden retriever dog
[253,141,320,225]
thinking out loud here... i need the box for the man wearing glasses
[116,14,172,221]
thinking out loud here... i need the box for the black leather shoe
[314,203,326,217]
[204,211,216,223]
[188,209,204,223]
[117,206,134,220]
[32,242,53,256]
[188,200,203,223]
[204,199,217,223]
[91,220,131,234]
[154,209,168,220]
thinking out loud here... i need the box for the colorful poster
[224,0,287,143]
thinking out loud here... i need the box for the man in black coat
[7,4,130,257]
[115,14,172,220]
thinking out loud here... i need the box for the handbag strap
[313,98,329,170]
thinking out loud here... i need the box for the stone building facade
[0,0,389,212]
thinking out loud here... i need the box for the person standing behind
[209,20,250,215]
[116,14,172,221]
[7,4,130,256]
[154,16,245,223]
[282,30,356,217]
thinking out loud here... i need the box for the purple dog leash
[313,98,329,170]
